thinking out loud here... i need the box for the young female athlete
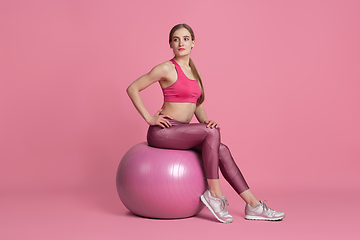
[126,23,285,223]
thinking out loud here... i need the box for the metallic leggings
[147,117,250,194]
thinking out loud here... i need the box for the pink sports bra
[162,59,202,104]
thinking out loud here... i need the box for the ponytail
[189,58,205,105]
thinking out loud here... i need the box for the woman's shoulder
[154,60,174,71]
[149,60,175,76]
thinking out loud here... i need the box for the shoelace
[261,200,276,215]
[219,196,229,210]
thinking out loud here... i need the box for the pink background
[1,0,359,239]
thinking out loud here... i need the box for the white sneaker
[200,190,233,223]
[245,200,285,221]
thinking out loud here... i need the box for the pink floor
[2,185,359,240]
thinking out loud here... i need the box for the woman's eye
[184,38,189,41]
[173,38,178,42]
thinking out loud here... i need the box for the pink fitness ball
[116,142,207,219]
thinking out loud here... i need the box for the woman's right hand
[147,109,173,128]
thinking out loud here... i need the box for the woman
[126,23,285,223]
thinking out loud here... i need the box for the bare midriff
[161,101,197,123]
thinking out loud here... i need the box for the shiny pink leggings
[147,117,249,194]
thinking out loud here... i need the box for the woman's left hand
[204,120,220,130]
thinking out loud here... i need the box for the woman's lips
[178,48,185,51]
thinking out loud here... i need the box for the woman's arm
[195,104,220,129]
[194,104,208,123]
[194,71,220,129]
[126,62,173,127]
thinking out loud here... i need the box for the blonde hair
[169,24,205,105]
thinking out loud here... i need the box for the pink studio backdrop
[1,0,359,195]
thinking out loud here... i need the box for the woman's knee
[219,143,231,158]
[204,125,221,139]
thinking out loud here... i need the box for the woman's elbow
[126,85,132,95]
[126,84,136,96]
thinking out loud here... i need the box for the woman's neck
[173,56,190,67]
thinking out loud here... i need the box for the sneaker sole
[200,195,233,223]
[245,215,285,221]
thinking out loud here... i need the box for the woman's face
[170,28,195,57]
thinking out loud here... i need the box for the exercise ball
[116,142,207,219]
